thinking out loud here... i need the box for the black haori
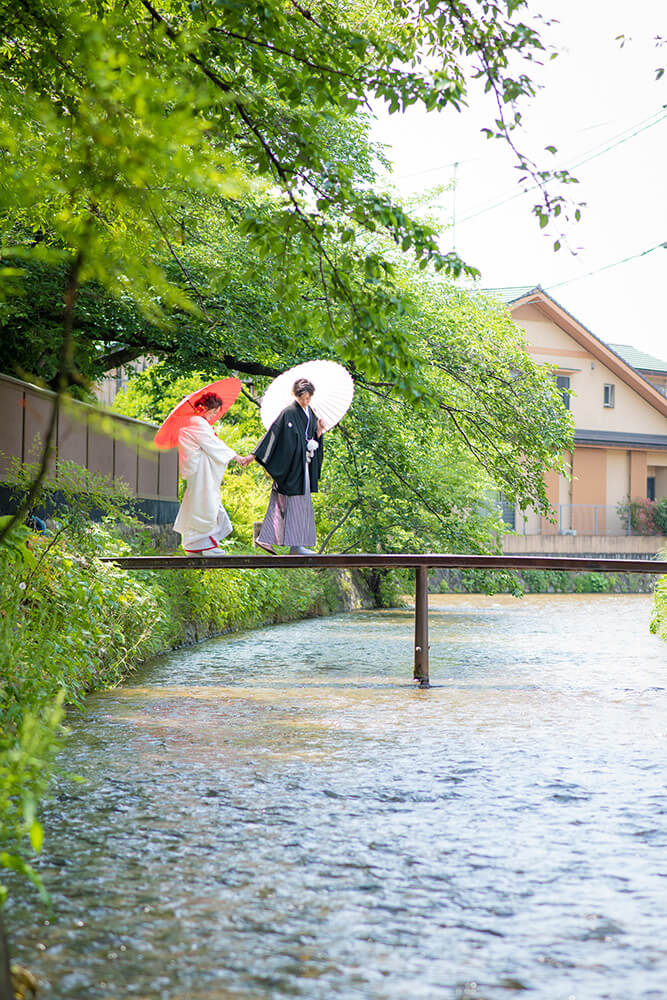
[253,401,323,495]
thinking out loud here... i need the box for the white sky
[371,0,667,361]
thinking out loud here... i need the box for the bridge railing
[506,503,665,537]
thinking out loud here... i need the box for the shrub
[650,550,667,641]
[616,497,667,536]
[573,572,615,593]
[654,498,667,535]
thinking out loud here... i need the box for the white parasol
[260,360,354,431]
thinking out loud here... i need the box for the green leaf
[30,820,44,853]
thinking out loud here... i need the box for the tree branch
[317,500,358,553]
[94,341,279,379]
[208,26,356,79]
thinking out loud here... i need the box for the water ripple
[6,594,667,999]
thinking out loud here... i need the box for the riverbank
[0,522,374,937]
[433,566,659,595]
[3,526,374,703]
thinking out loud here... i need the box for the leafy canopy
[1,0,577,390]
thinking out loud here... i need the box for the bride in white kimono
[173,392,251,555]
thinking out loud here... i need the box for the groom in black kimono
[250,378,325,554]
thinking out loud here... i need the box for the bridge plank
[100,553,667,574]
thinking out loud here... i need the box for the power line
[394,117,618,181]
[393,154,479,181]
[567,108,667,171]
[454,108,667,226]
[545,241,667,291]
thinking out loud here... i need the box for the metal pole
[413,565,430,688]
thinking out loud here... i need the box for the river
[7,593,667,999]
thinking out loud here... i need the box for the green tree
[1,0,577,382]
[112,262,573,542]
[1,0,579,536]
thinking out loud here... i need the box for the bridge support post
[413,565,430,688]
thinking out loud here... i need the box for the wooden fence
[0,372,179,523]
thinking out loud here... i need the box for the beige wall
[510,441,667,535]
[572,448,606,505]
[606,449,629,531]
[548,444,667,514]
[629,451,647,500]
[571,448,607,533]
[540,468,560,534]
[514,304,667,435]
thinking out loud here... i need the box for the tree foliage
[1,0,577,385]
[114,264,574,535]
[1,0,576,540]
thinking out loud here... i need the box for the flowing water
[7,594,667,999]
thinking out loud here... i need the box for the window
[603,383,615,408]
[647,476,656,501]
[498,493,516,530]
[555,375,570,409]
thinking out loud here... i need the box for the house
[488,286,667,551]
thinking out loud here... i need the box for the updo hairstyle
[194,391,223,412]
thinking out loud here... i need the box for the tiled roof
[606,343,667,374]
[482,286,540,304]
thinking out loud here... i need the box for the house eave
[574,429,667,450]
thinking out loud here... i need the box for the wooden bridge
[102,553,667,687]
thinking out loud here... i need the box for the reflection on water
[7,594,667,999]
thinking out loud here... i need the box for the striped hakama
[256,466,316,548]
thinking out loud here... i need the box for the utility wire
[545,240,667,291]
[454,108,667,225]
[394,116,616,181]
[393,154,479,181]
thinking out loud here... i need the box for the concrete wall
[0,372,179,523]
[502,534,667,556]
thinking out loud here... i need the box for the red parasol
[153,378,242,450]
